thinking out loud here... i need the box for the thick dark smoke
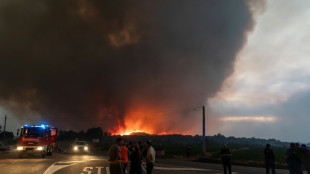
[0,0,263,133]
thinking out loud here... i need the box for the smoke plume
[0,0,264,134]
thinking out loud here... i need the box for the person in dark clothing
[129,144,142,174]
[108,138,124,174]
[286,143,300,174]
[264,144,276,174]
[301,144,310,174]
[295,143,304,174]
[128,141,134,152]
[138,141,144,153]
[220,144,232,174]
[186,145,191,158]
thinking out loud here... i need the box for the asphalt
[0,150,292,174]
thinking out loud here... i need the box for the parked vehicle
[73,141,88,153]
[17,125,57,158]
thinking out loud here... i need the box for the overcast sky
[208,0,310,143]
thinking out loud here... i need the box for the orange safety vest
[120,146,128,163]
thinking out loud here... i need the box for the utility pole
[202,105,206,155]
[3,115,7,144]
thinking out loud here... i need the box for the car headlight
[17,146,23,150]
[74,146,78,150]
[37,146,43,151]
[84,146,88,150]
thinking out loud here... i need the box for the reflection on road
[43,159,105,174]
[0,151,290,174]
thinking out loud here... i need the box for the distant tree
[86,127,103,141]
[77,130,86,140]
[58,130,78,141]
[103,131,112,136]
[0,131,14,140]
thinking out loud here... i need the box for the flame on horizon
[109,107,183,135]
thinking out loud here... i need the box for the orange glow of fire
[110,107,155,135]
[110,106,181,136]
[112,117,154,136]
[119,130,146,136]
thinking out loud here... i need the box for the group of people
[220,143,310,174]
[285,143,310,174]
[108,138,156,174]
[264,142,310,174]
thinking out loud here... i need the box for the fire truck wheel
[42,151,46,158]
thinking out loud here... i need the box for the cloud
[0,0,261,133]
[211,0,310,106]
[208,0,310,142]
[221,116,277,122]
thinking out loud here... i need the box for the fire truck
[17,124,57,158]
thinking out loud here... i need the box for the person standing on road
[121,143,129,174]
[220,144,232,174]
[301,144,310,174]
[264,144,276,174]
[146,140,156,174]
[108,137,124,174]
[295,143,304,174]
[129,144,143,174]
[286,143,299,174]
[186,145,191,158]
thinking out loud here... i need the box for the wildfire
[108,106,187,136]
[120,130,148,136]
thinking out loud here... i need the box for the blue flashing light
[24,124,28,127]
[41,125,46,129]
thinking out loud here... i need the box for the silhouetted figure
[146,140,156,174]
[108,138,124,174]
[301,144,310,174]
[138,141,143,150]
[129,144,142,174]
[295,143,304,174]
[264,144,276,174]
[286,143,300,174]
[128,141,134,152]
[220,144,232,174]
[186,145,191,157]
[138,141,145,157]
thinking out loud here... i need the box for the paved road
[0,150,292,174]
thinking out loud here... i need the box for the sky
[207,0,310,143]
[0,0,309,143]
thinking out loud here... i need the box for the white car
[73,141,88,152]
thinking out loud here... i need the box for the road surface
[0,150,292,174]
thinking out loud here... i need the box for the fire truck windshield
[21,127,45,137]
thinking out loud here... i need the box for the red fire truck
[17,124,57,158]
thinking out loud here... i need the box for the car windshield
[21,127,45,137]
[75,142,86,145]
